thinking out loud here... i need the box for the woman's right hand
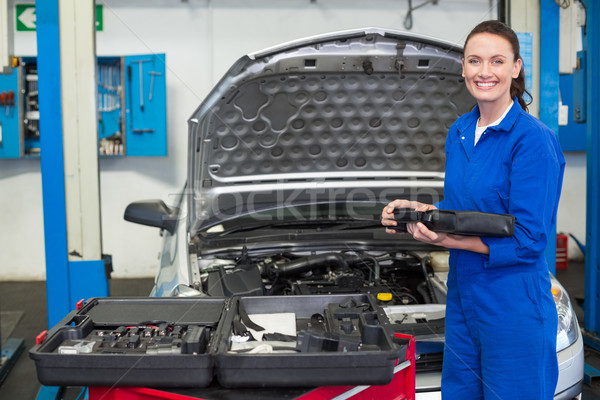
[381,201,488,253]
[381,200,437,234]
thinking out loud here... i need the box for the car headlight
[551,277,579,352]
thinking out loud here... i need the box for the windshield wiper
[205,219,351,237]
[322,219,382,231]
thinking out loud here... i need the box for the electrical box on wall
[558,73,586,151]
[0,53,167,159]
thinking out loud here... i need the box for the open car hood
[187,27,475,233]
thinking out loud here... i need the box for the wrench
[130,59,151,112]
[148,71,163,101]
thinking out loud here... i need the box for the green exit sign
[16,4,103,31]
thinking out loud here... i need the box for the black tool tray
[30,294,403,388]
[214,294,402,388]
[29,297,226,388]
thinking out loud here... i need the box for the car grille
[416,352,444,373]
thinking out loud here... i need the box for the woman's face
[462,32,522,107]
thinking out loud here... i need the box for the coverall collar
[455,97,523,136]
[454,97,523,159]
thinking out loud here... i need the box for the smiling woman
[462,33,522,124]
[114,25,581,399]
[382,20,566,400]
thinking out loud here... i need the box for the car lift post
[36,0,108,398]
[36,0,108,327]
[582,0,600,332]
[580,0,600,384]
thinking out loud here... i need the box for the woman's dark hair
[464,20,531,112]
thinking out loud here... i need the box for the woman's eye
[468,59,479,64]
[492,59,504,64]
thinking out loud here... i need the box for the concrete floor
[0,262,598,399]
[0,278,155,400]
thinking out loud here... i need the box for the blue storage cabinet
[124,54,167,157]
[0,66,22,158]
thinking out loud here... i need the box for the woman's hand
[407,221,448,246]
[381,200,489,254]
[381,199,438,235]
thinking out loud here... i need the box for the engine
[199,250,441,306]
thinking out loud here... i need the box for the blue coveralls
[436,99,565,399]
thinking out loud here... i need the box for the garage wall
[559,153,587,261]
[0,0,585,280]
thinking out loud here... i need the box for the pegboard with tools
[99,53,167,157]
[124,54,167,157]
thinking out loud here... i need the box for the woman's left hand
[409,222,489,254]
[407,222,450,246]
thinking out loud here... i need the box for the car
[124,28,584,399]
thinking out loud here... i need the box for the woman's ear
[512,58,523,79]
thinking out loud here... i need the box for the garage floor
[0,262,599,399]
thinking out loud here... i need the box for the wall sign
[15,4,103,31]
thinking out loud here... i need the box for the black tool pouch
[391,208,515,237]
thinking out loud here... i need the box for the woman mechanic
[381,20,565,399]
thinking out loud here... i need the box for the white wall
[0,0,586,280]
[558,153,587,261]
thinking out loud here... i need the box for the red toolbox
[88,333,415,400]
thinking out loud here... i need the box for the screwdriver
[7,90,14,117]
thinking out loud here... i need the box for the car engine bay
[199,249,448,307]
